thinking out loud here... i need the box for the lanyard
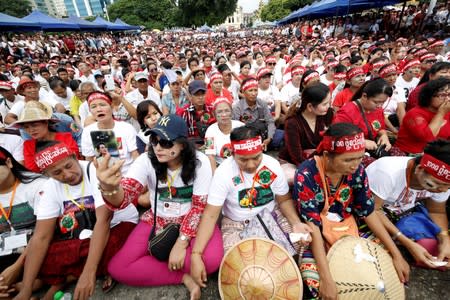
[167,169,180,199]
[64,179,86,210]
[0,180,19,228]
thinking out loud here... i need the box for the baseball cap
[134,72,148,81]
[148,114,188,141]
[0,81,13,91]
[188,80,206,95]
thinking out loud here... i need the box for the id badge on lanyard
[0,228,31,256]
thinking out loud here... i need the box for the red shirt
[333,101,385,140]
[406,83,425,111]
[24,132,80,173]
[205,88,233,106]
[396,107,450,154]
[333,88,354,109]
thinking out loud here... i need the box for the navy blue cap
[188,80,206,95]
[147,114,188,141]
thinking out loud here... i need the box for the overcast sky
[238,0,268,13]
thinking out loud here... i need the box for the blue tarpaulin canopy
[277,0,402,24]
[66,15,107,31]
[114,18,140,31]
[93,16,131,31]
[22,10,80,31]
[0,12,42,31]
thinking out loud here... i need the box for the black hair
[49,77,66,90]
[299,69,318,92]
[215,56,227,66]
[230,125,260,142]
[334,64,347,73]
[253,51,263,59]
[299,82,330,112]
[317,123,363,155]
[136,100,163,131]
[57,67,67,74]
[147,137,198,185]
[187,57,199,69]
[217,63,230,73]
[240,60,251,70]
[0,74,9,81]
[350,56,363,65]
[351,78,393,102]
[35,140,60,153]
[69,79,81,92]
[0,146,42,183]
[39,67,49,75]
[418,77,450,107]
[160,61,173,70]
[418,139,450,166]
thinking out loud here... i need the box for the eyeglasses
[433,92,450,99]
[424,60,437,64]
[267,63,276,66]
[148,68,157,72]
[150,135,174,149]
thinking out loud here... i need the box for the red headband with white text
[420,154,450,183]
[316,132,365,154]
[35,143,74,172]
[231,137,263,155]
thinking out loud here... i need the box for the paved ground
[49,265,449,299]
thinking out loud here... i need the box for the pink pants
[108,221,224,286]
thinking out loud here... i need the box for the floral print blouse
[293,158,374,227]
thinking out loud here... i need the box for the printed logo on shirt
[238,186,274,208]
[58,195,96,238]
[158,185,193,203]
[220,143,232,158]
[371,120,381,131]
[116,137,123,150]
[0,202,35,233]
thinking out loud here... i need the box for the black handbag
[355,100,390,159]
[147,173,180,261]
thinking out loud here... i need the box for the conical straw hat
[218,238,303,300]
[327,236,405,300]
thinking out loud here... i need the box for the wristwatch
[179,233,190,242]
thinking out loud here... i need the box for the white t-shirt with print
[125,151,212,219]
[50,88,73,110]
[36,160,138,227]
[0,177,47,232]
[204,120,244,164]
[125,87,162,108]
[258,85,282,110]
[81,121,137,175]
[366,156,450,214]
[383,86,407,115]
[208,154,289,221]
[395,76,420,100]
[280,82,300,106]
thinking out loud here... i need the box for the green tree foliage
[108,0,178,29]
[0,0,32,18]
[176,0,238,27]
[260,0,313,21]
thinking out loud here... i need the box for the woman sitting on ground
[96,115,223,300]
[294,123,410,299]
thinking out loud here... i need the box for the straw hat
[13,101,57,125]
[218,238,302,300]
[327,236,405,300]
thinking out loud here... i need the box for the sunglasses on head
[150,135,174,149]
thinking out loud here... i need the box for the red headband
[403,59,420,71]
[87,92,112,105]
[372,62,387,70]
[334,72,347,80]
[0,151,6,160]
[430,41,444,49]
[212,96,232,111]
[210,73,223,83]
[265,56,276,64]
[35,144,73,171]
[291,66,306,76]
[242,79,258,91]
[327,61,339,68]
[420,53,436,62]
[420,154,450,183]
[347,67,364,80]
[379,65,398,78]
[303,72,319,84]
[317,132,365,154]
[231,137,263,155]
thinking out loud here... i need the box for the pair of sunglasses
[150,135,174,149]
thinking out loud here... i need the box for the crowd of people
[0,4,450,300]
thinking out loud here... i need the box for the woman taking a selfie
[96,115,223,300]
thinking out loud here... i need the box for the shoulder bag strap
[149,171,159,240]
[314,155,330,214]
[86,161,93,182]
[355,100,374,141]
[256,213,275,241]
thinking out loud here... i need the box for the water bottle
[54,290,72,300]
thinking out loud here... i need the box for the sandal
[102,275,117,294]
